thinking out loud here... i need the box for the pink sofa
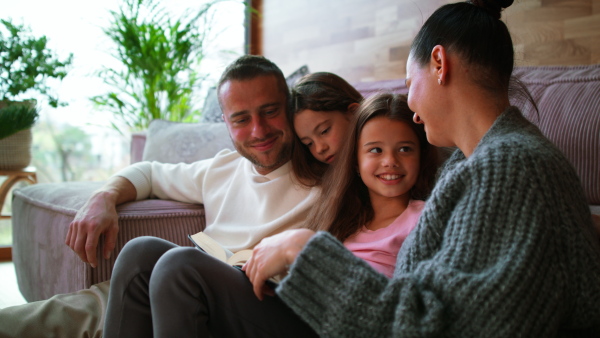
[11,64,600,302]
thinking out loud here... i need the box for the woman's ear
[346,102,360,115]
[431,45,448,85]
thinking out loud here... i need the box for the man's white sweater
[115,149,319,252]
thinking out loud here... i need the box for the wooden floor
[0,260,27,309]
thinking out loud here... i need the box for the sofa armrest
[130,131,147,164]
[12,181,205,302]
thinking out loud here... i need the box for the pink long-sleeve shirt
[344,200,424,278]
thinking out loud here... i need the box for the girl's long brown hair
[305,93,440,241]
[288,72,363,187]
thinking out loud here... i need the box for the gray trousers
[103,236,317,338]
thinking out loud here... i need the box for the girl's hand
[243,229,316,300]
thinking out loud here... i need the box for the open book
[188,232,252,267]
[187,232,282,285]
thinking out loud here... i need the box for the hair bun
[470,0,514,19]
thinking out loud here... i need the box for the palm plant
[91,0,216,134]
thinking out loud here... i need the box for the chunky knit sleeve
[277,231,449,337]
[276,112,600,337]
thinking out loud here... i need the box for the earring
[438,78,442,85]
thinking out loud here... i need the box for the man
[66,54,309,267]
[0,55,319,337]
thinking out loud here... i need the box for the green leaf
[0,101,39,139]
[0,19,73,108]
[91,0,220,134]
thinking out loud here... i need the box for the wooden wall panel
[260,0,600,82]
[248,0,263,55]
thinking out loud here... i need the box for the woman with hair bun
[245,0,600,336]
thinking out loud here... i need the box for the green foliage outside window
[91,0,217,134]
[0,19,73,108]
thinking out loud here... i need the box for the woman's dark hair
[288,72,363,187]
[410,0,515,94]
[305,93,440,241]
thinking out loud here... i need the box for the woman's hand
[243,229,316,300]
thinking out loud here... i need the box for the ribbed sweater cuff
[113,162,152,200]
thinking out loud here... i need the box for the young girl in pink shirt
[301,92,439,278]
[247,93,440,288]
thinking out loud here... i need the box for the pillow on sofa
[285,65,309,87]
[143,119,234,164]
[199,87,223,123]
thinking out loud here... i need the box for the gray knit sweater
[276,107,600,337]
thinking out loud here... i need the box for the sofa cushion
[142,119,234,164]
[511,65,600,206]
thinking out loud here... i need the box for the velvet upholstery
[512,65,599,206]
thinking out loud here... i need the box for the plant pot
[0,99,36,110]
[0,128,32,170]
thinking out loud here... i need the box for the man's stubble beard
[233,135,293,174]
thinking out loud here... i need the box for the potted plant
[91,0,215,134]
[0,18,73,170]
[0,102,38,170]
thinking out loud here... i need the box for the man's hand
[65,177,136,267]
[243,229,315,300]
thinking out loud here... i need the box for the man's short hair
[217,55,289,108]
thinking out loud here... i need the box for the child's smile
[377,173,404,184]
[357,117,421,203]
